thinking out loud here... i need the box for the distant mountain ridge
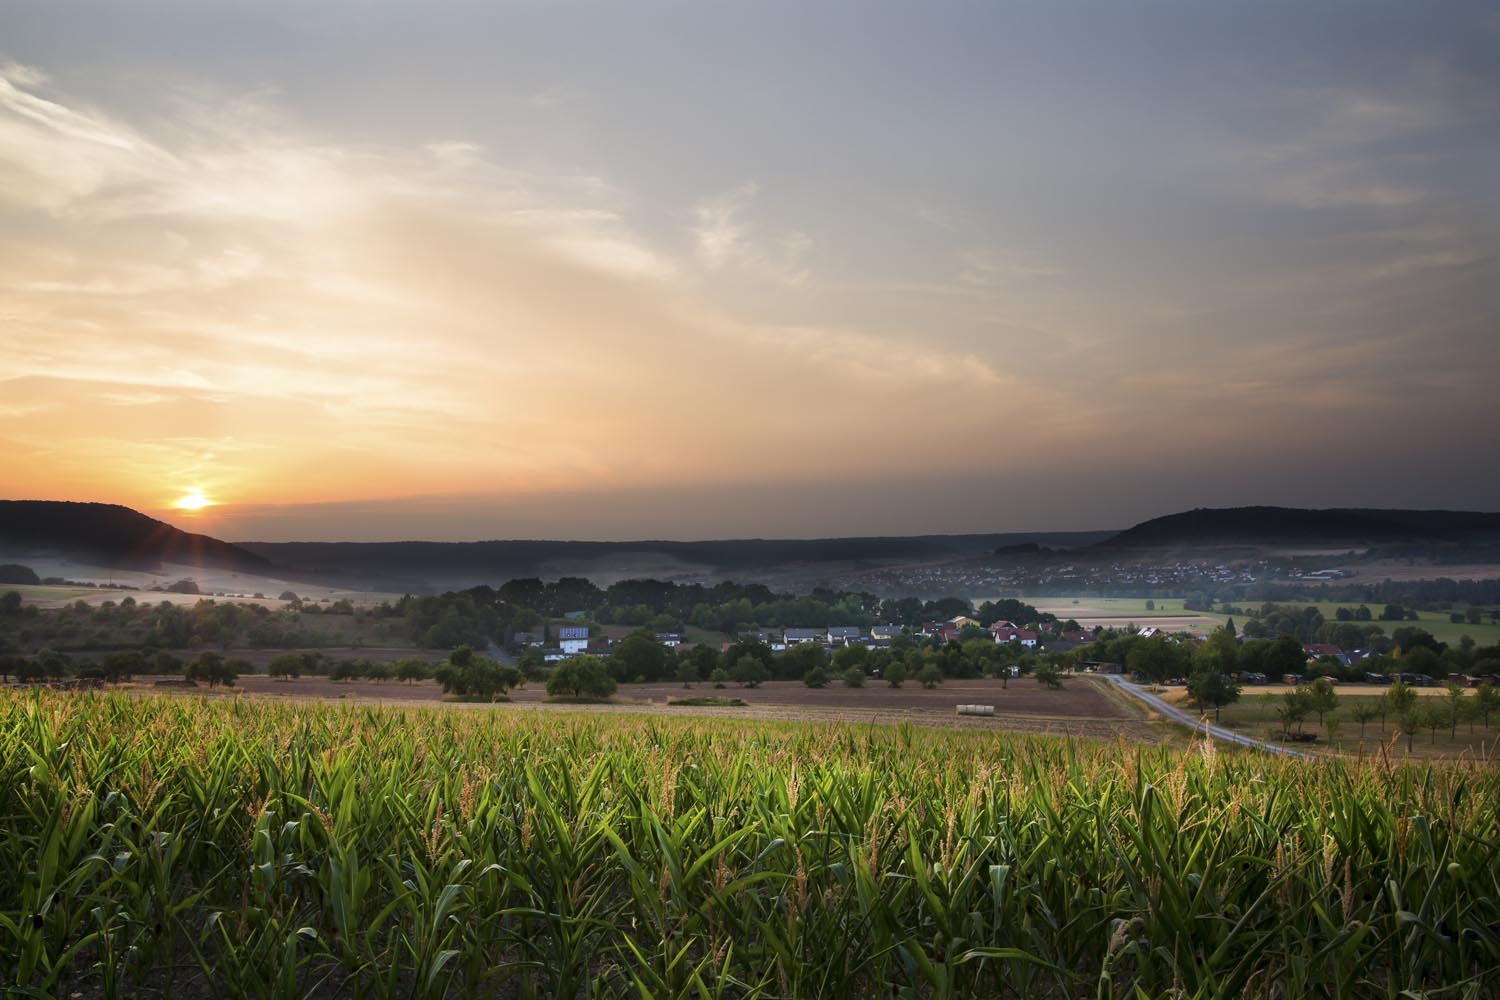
[0,500,275,573]
[1095,506,1500,550]
[8,500,1498,591]
[239,531,1112,588]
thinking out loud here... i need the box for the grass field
[1020,596,1500,647]
[4,690,1499,998]
[1293,603,1500,647]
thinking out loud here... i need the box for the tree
[1185,669,1240,721]
[1349,700,1381,738]
[803,665,829,688]
[101,650,144,684]
[611,631,668,683]
[731,656,770,689]
[1266,635,1307,680]
[1444,683,1466,738]
[709,668,728,688]
[1473,684,1500,729]
[435,644,522,700]
[842,666,865,688]
[675,658,699,688]
[1396,706,1422,752]
[185,651,236,688]
[1127,635,1189,687]
[1275,688,1310,737]
[1418,699,1447,745]
[1305,679,1339,729]
[884,660,907,688]
[396,658,429,684]
[917,664,943,689]
[0,591,21,615]
[1034,662,1064,689]
[1385,680,1417,722]
[546,655,616,700]
[268,653,304,680]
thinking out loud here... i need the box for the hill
[240,531,1112,591]
[1095,506,1500,551]
[0,500,276,574]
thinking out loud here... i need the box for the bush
[842,667,865,688]
[917,664,943,689]
[804,666,830,688]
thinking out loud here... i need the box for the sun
[174,491,213,511]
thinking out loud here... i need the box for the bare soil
[149,675,1164,742]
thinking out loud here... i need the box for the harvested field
[143,674,1161,741]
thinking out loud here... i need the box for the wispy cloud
[0,64,1049,513]
[692,183,811,286]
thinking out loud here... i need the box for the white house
[826,626,863,646]
[783,628,823,645]
[558,626,590,654]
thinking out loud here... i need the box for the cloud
[955,249,1063,286]
[692,183,811,285]
[0,64,1048,515]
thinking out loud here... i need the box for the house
[1303,644,1350,666]
[826,626,863,646]
[783,628,823,645]
[1137,626,1164,639]
[558,626,590,654]
[737,629,771,644]
[655,632,682,648]
[992,627,1038,649]
[511,631,543,647]
[869,624,905,641]
[948,615,981,630]
[987,620,1017,636]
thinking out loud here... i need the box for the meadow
[4,691,1499,998]
[1294,603,1500,648]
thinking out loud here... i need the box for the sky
[1,1,1497,541]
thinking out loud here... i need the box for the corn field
[3,691,1499,999]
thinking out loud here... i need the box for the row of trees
[1271,679,1500,750]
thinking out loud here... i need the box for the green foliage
[545,655,617,700]
[184,650,237,687]
[1033,662,1064,690]
[3,691,1499,998]
[883,660,907,688]
[731,656,770,689]
[803,666,829,688]
[841,666,865,688]
[433,644,523,701]
[611,631,668,683]
[917,663,943,689]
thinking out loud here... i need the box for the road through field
[1102,675,1310,759]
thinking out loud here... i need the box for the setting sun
[174,491,212,511]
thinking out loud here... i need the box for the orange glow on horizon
[174,491,213,511]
